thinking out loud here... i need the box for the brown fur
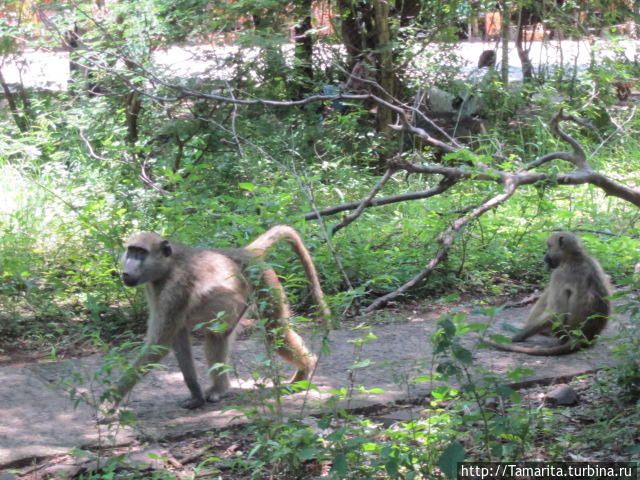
[116,225,330,409]
[614,80,635,101]
[487,232,612,356]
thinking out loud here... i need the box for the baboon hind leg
[203,331,234,402]
[260,267,317,383]
[173,328,205,409]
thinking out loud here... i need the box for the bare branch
[389,155,503,182]
[389,122,458,154]
[334,62,463,148]
[303,178,457,220]
[330,167,395,235]
[362,180,518,313]
[592,105,637,157]
[78,128,108,163]
[526,110,588,170]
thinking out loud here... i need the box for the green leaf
[438,442,464,479]
[411,375,434,384]
[452,344,473,364]
[331,453,348,476]
[297,447,318,461]
[489,333,512,344]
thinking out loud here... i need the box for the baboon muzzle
[122,273,138,287]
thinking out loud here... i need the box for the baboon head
[543,232,582,269]
[121,232,173,287]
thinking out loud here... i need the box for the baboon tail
[247,225,331,326]
[483,340,578,356]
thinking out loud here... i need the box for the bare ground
[0,301,631,476]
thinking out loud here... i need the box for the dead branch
[359,112,640,312]
[330,167,395,235]
[305,110,640,243]
[363,179,518,312]
[525,110,587,170]
[303,178,457,220]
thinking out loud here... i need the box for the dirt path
[0,304,625,469]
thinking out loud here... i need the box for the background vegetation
[2,0,640,477]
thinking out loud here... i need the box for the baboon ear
[160,240,172,257]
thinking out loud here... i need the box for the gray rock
[545,384,578,406]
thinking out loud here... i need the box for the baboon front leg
[115,315,182,405]
[512,314,557,342]
[173,328,205,409]
[512,291,553,342]
[115,341,171,404]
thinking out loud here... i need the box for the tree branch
[330,167,395,235]
[303,178,457,220]
[362,179,518,313]
[525,109,588,170]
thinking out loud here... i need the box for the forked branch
[352,111,640,311]
[363,179,518,312]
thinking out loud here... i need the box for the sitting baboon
[477,49,496,69]
[613,79,635,101]
[116,225,331,409]
[488,232,612,356]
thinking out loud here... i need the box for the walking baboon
[487,232,612,356]
[116,225,331,409]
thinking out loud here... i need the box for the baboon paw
[207,393,221,403]
[205,391,229,403]
[289,370,312,384]
[180,397,205,409]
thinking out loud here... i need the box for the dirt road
[0,304,624,468]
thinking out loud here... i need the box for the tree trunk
[293,0,313,95]
[373,0,395,134]
[336,0,369,62]
[126,91,142,144]
[0,68,28,132]
[515,12,534,82]
[500,0,510,86]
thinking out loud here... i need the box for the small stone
[376,408,423,427]
[123,447,166,470]
[545,384,578,406]
[40,463,83,479]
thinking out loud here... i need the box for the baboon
[487,232,612,356]
[117,225,331,409]
[477,49,496,69]
[613,80,635,101]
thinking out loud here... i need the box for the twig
[78,128,117,163]
[363,178,518,312]
[225,81,244,157]
[555,227,640,239]
[525,110,588,170]
[591,105,637,157]
[330,167,395,235]
[303,180,457,220]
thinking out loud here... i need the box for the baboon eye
[127,246,148,259]
[558,236,565,247]
[160,240,172,257]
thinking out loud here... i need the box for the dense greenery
[2,0,640,477]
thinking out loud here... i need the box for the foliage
[184,309,547,478]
